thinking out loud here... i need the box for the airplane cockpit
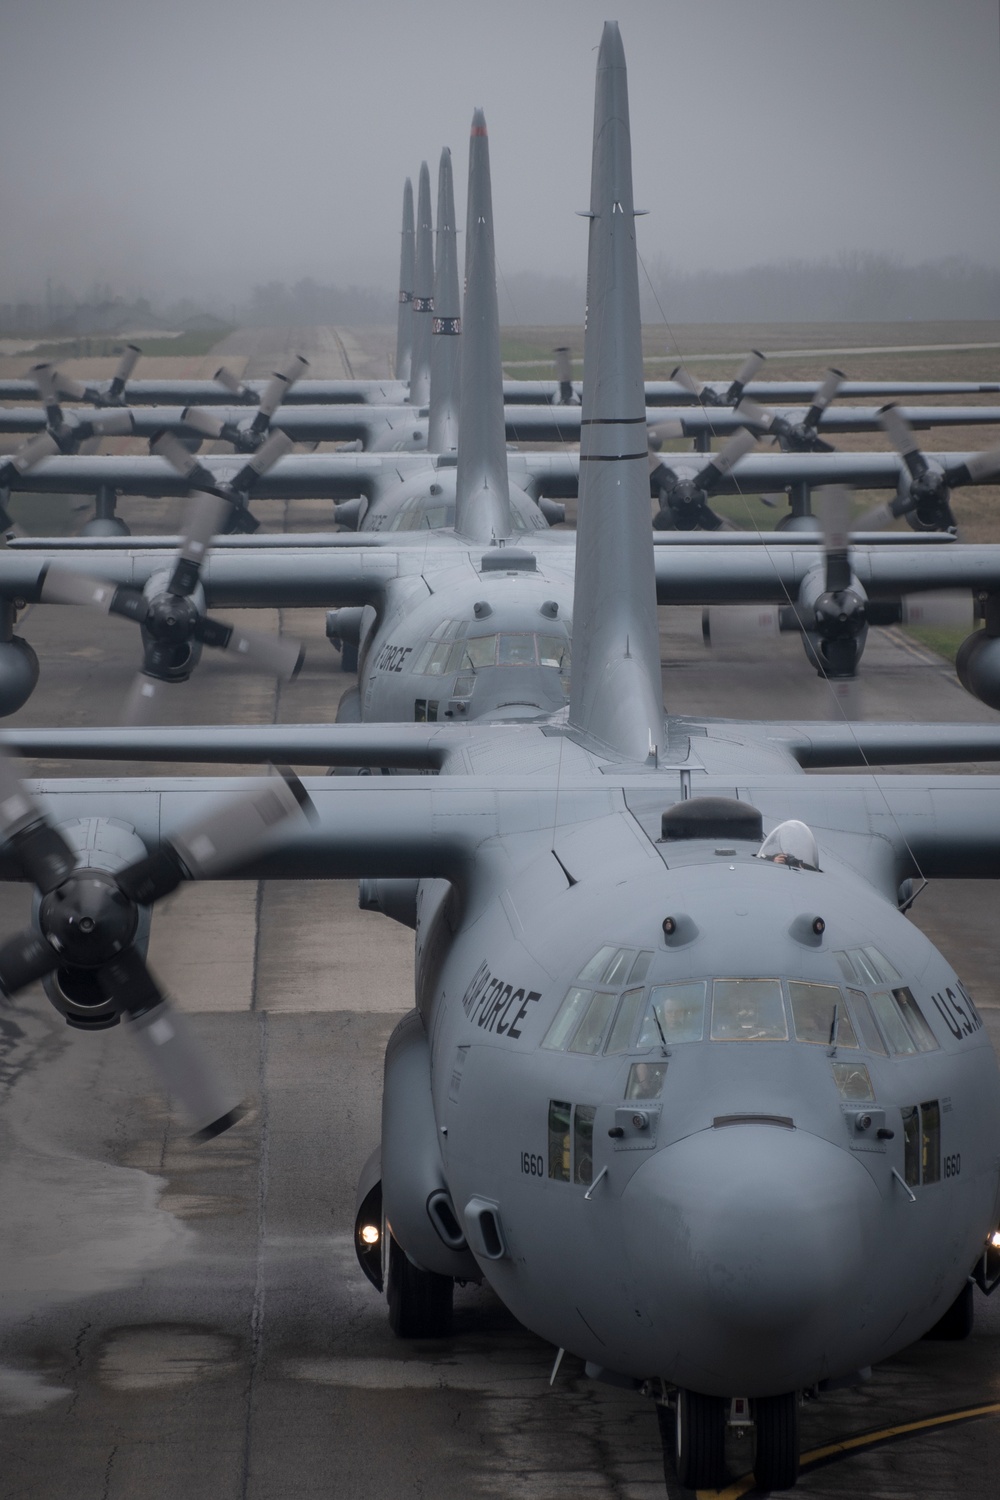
[757,819,821,870]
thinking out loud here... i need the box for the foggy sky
[1,0,998,310]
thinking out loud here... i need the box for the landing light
[990,1230,1000,1250]
[361,1224,380,1246]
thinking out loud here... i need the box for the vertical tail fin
[428,148,461,454]
[409,162,434,406]
[394,178,414,382]
[568,22,664,761]
[454,110,512,544]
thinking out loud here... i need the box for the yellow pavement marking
[698,1399,1000,1499]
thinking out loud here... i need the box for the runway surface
[1,328,1000,1499]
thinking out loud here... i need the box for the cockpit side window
[788,982,859,1047]
[711,979,787,1041]
[847,989,889,1055]
[869,990,917,1055]
[893,987,939,1053]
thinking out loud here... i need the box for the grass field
[26,328,235,361]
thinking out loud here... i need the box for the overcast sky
[1,0,998,307]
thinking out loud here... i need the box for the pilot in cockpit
[757,819,820,871]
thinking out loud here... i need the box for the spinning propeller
[0,432,64,537]
[38,490,304,722]
[31,363,135,453]
[180,355,310,453]
[648,427,758,529]
[30,344,142,408]
[670,350,766,407]
[857,407,1000,534]
[151,425,295,532]
[736,369,845,453]
[0,756,313,1135]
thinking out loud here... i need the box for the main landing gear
[386,1231,453,1338]
[659,1386,800,1492]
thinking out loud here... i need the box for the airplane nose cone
[622,1125,882,1394]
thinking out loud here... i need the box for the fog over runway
[1,329,1000,1499]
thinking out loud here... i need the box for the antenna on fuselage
[428,148,461,454]
[568,21,664,762]
[395,178,415,383]
[453,110,513,545]
[409,162,434,406]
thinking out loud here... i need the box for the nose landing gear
[657,1386,801,1492]
[752,1391,800,1491]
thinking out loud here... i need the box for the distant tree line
[4,254,998,336]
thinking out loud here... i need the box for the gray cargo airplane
[4,27,1000,1492]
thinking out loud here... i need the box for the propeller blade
[733,398,775,433]
[117,769,314,909]
[0,928,60,994]
[95,948,240,1136]
[856,499,896,530]
[828,675,861,721]
[553,347,572,385]
[231,428,294,490]
[880,404,929,481]
[112,344,142,387]
[8,432,59,474]
[958,446,1000,484]
[257,355,309,420]
[701,604,780,647]
[693,427,757,492]
[213,365,246,398]
[121,672,166,727]
[182,406,227,441]
[167,492,233,597]
[648,419,685,448]
[671,365,704,399]
[818,485,853,592]
[803,368,844,429]
[91,410,135,439]
[729,350,766,396]
[899,591,975,630]
[32,364,87,403]
[0,753,78,893]
[38,563,147,621]
[151,431,214,486]
[196,619,305,680]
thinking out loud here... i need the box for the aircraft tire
[752,1391,799,1491]
[386,1231,453,1338]
[669,1388,725,1490]
[923,1279,975,1341]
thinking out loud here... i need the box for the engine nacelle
[358,878,419,929]
[36,818,151,1030]
[380,1010,479,1281]
[0,635,39,715]
[956,631,1000,711]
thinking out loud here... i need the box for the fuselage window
[869,989,917,1056]
[548,1100,571,1181]
[578,945,632,984]
[832,1060,876,1102]
[573,1105,596,1186]
[847,988,889,1055]
[902,1105,921,1185]
[711,979,788,1042]
[639,982,707,1046]
[464,635,498,669]
[921,1100,942,1183]
[788,982,859,1047]
[626,1061,667,1100]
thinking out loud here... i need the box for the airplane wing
[0,378,410,407]
[652,539,1000,603]
[503,406,1000,445]
[6,769,1000,889]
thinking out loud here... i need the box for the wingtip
[471,107,487,136]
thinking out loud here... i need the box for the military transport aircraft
[3,26,1000,1493]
